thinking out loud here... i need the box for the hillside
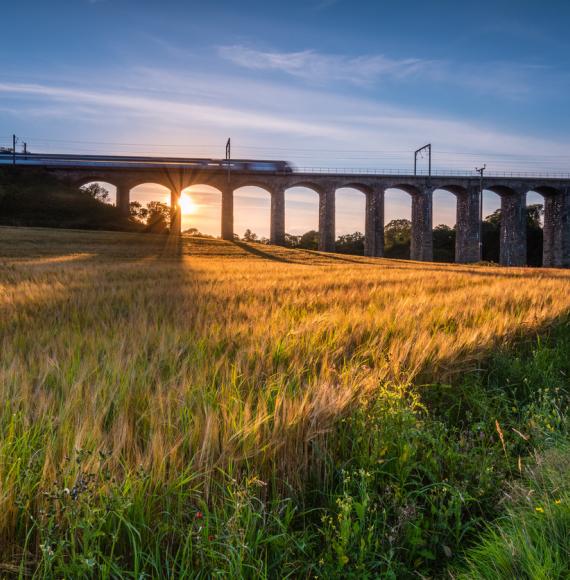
[0,168,141,231]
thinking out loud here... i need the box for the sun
[178,193,197,215]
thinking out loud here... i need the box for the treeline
[231,203,545,265]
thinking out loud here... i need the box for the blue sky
[1,0,569,236]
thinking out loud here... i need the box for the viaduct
[15,159,570,267]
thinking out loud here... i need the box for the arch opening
[432,189,457,263]
[335,187,366,255]
[284,186,319,249]
[384,188,413,259]
[233,186,271,242]
[180,184,222,237]
[526,190,547,267]
[481,189,502,263]
[79,181,117,205]
[129,183,171,232]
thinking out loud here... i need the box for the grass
[0,225,569,578]
[455,445,570,579]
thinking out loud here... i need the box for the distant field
[1,226,569,578]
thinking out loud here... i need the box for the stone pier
[411,189,433,261]
[500,191,527,266]
[170,189,181,235]
[318,187,335,252]
[115,184,130,217]
[221,185,234,241]
[455,187,481,263]
[562,189,570,268]
[365,187,385,257]
[270,187,286,245]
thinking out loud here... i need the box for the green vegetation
[456,444,570,579]
[0,227,568,578]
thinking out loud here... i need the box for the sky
[1,0,569,236]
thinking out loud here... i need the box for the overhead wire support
[225,138,231,183]
[414,144,432,182]
[476,164,486,261]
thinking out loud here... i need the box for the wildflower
[195,511,204,519]
[535,506,544,513]
[554,499,561,505]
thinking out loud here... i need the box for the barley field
[1,226,569,577]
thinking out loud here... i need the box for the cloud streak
[218,45,561,99]
[0,81,345,138]
[218,45,431,86]
[1,67,568,175]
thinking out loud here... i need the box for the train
[0,151,295,173]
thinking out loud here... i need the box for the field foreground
[1,226,570,578]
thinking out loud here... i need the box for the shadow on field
[0,227,185,265]
[230,241,300,264]
[381,261,570,282]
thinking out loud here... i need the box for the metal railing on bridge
[295,167,570,179]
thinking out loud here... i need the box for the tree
[284,233,301,248]
[298,230,319,250]
[336,231,364,255]
[527,203,544,229]
[433,224,455,263]
[526,203,544,267]
[384,219,411,259]
[145,201,170,233]
[242,229,258,242]
[129,201,144,220]
[81,183,110,204]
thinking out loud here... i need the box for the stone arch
[74,176,120,190]
[336,182,372,195]
[127,177,173,191]
[231,178,275,192]
[386,183,421,196]
[284,180,325,195]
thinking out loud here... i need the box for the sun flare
[178,193,197,215]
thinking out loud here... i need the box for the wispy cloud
[1,66,568,174]
[218,45,432,86]
[0,81,345,138]
[217,44,562,100]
